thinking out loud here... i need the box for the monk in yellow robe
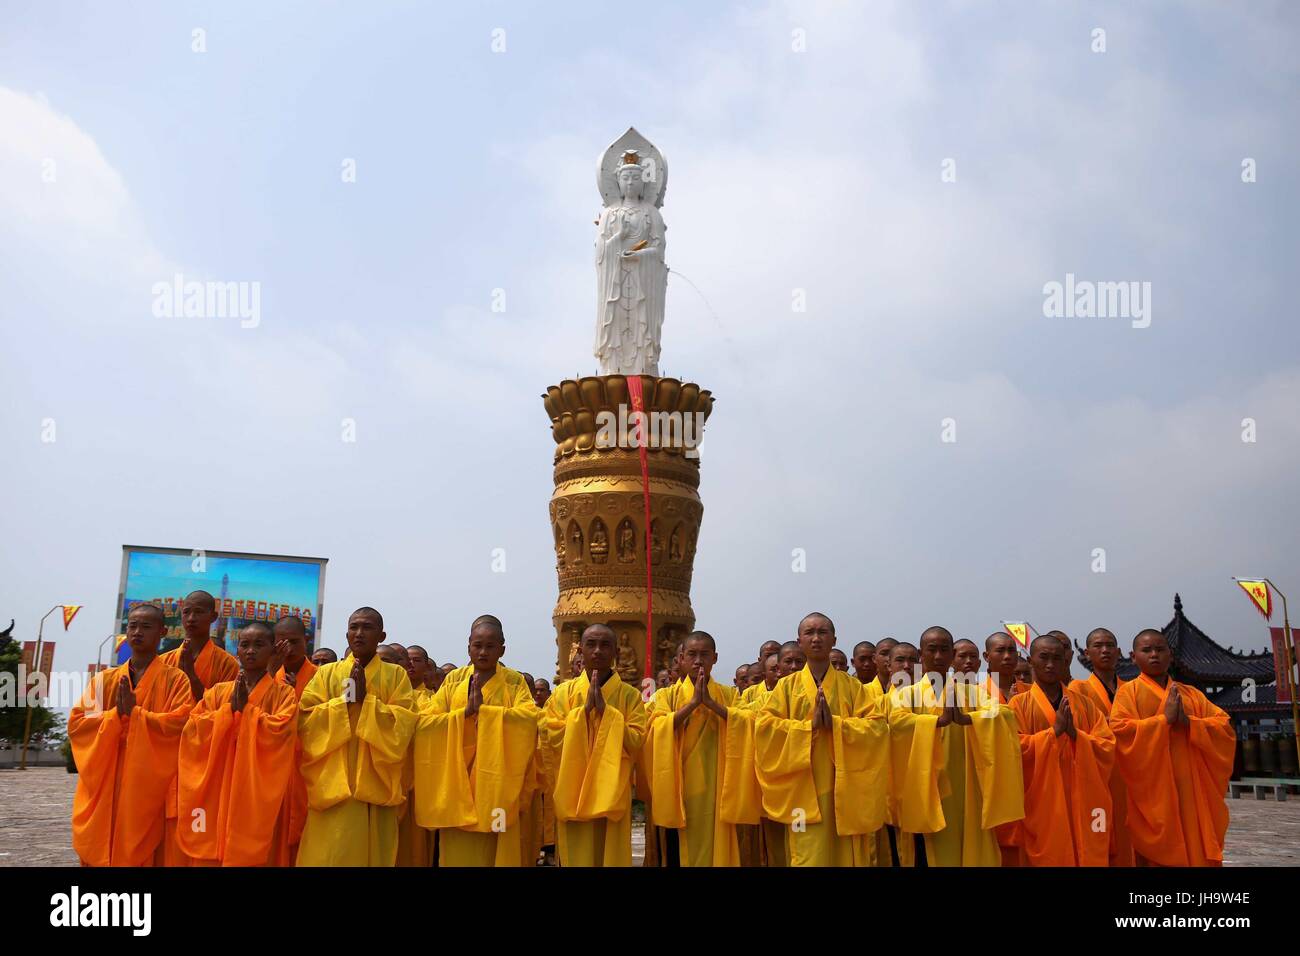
[1010,635,1114,866]
[983,630,1030,864]
[868,639,897,703]
[69,602,194,866]
[1110,629,1235,867]
[413,614,538,866]
[155,589,240,865]
[643,630,741,866]
[889,627,1024,867]
[539,624,648,866]
[530,675,558,865]
[750,612,890,867]
[1075,627,1133,866]
[851,640,877,686]
[296,607,416,866]
[269,615,317,867]
[373,643,429,868]
[177,621,298,866]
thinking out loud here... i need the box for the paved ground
[3,768,1295,866]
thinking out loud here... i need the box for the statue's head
[617,161,645,199]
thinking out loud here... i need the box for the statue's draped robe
[594,196,666,375]
[295,656,416,867]
[69,658,195,866]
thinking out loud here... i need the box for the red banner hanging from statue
[626,375,655,680]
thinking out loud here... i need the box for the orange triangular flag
[1003,622,1030,650]
[61,605,82,630]
[1235,580,1272,620]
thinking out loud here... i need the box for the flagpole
[19,605,61,770]
[1265,579,1300,777]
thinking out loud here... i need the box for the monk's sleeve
[69,675,124,865]
[538,693,567,794]
[967,697,1025,829]
[721,701,762,825]
[830,687,889,834]
[1109,685,1183,852]
[225,686,300,864]
[353,672,416,807]
[413,678,477,830]
[1185,692,1236,783]
[1071,698,1116,866]
[887,697,945,833]
[753,685,816,825]
[643,691,686,828]
[469,681,539,824]
[297,667,350,763]
[177,688,237,860]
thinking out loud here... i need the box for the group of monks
[68,591,1238,868]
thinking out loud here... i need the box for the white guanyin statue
[594,128,668,376]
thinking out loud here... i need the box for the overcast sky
[2,1,1297,688]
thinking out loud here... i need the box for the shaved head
[184,590,216,609]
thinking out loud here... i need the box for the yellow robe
[396,686,434,867]
[540,671,648,866]
[643,677,740,866]
[749,667,889,866]
[295,655,416,866]
[177,675,299,866]
[888,676,1024,866]
[413,664,538,867]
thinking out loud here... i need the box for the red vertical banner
[1270,627,1295,704]
[20,641,36,674]
[626,375,654,678]
[38,643,56,684]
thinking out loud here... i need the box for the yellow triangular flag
[61,605,82,630]
[1235,580,1272,620]
[1004,622,1030,651]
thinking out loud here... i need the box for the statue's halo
[598,127,668,209]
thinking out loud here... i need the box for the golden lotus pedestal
[542,375,715,684]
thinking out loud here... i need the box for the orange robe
[1011,683,1114,866]
[177,675,299,866]
[986,675,1030,863]
[270,659,317,866]
[68,658,194,866]
[156,640,240,865]
[1110,674,1235,867]
[1077,673,1134,866]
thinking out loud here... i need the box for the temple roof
[1209,681,1290,715]
[1076,593,1276,686]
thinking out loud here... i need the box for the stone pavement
[2,768,1295,866]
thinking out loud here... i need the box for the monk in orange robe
[156,589,240,865]
[177,621,299,865]
[1110,629,1236,867]
[269,615,317,866]
[1076,627,1133,866]
[69,603,194,866]
[1011,635,1114,866]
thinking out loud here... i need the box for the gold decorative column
[542,374,714,684]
